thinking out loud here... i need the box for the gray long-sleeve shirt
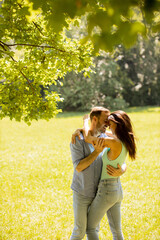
[70,133,106,198]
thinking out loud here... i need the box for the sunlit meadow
[0,107,160,240]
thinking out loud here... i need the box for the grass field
[0,106,160,240]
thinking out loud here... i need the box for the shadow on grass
[56,106,160,118]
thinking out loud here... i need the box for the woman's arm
[84,132,118,149]
[71,114,90,144]
[83,114,90,135]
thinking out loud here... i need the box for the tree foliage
[0,0,93,124]
[29,0,160,51]
[0,0,160,123]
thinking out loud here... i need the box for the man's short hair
[90,106,110,121]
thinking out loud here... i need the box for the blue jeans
[86,178,124,240]
[70,191,99,240]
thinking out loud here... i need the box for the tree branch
[0,49,7,54]
[139,7,148,37]
[0,41,10,51]
[19,70,35,93]
[2,42,68,53]
[0,48,35,93]
[33,21,44,36]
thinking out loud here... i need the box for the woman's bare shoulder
[105,137,122,149]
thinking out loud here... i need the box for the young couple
[70,106,136,240]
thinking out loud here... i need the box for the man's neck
[89,128,101,137]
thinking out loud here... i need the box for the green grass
[0,106,160,240]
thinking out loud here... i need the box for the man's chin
[97,127,106,134]
[101,128,106,133]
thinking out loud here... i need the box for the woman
[83,110,136,240]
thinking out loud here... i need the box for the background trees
[54,34,160,111]
[114,35,160,107]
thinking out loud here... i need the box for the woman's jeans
[86,178,124,240]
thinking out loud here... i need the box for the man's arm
[71,128,126,176]
[106,163,127,177]
[76,138,105,172]
[70,136,105,172]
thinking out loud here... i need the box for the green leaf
[152,22,160,33]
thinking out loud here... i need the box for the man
[70,106,126,240]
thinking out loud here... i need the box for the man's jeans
[70,191,98,240]
[86,178,124,240]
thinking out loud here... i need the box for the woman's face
[108,120,117,134]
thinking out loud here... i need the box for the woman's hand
[71,128,83,144]
[83,114,89,121]
[105,131,114,138]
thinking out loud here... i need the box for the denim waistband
[101,177,120,183]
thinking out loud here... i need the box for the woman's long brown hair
[110,110,137,160]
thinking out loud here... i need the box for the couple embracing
[70,106,136,240]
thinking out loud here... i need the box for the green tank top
[101,142,127,180]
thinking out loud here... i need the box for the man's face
[96,111,110,133]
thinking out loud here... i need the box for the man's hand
[106,163,126,177]
[71,128,83,144]
[76,138,106,172]
[94,138,106,153]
